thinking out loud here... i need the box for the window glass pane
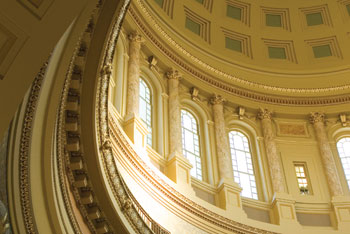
[139,78,152,146]
[229,131,258,199]
[337,138,350,189]
[181,110,202,180]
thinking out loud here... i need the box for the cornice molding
[128,0,350,106]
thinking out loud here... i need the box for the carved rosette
[101,63,113,76]
[309,112,343,196]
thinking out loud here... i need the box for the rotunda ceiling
[132,0,350,97]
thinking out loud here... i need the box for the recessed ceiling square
[225,37,242,52]
[266,14,282,27]
[268,47,286,59]
[154,0,164,7]
[306,12,323,26]
[312,45,332,58]
[185,17,201,35]
[227,5,242,20]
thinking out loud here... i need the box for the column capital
[101,63,112,76]
[128,31,145,43]
[257,108,273,120]
[309,112,325,125]
[166,68,182,80]
[210,94,225,105]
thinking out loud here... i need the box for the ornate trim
[166,68,182,80]
[257,108,273,120]
[19,60,48,234]
[108,114,277,234]
[309,112,325,124]
[128,0,350,106]
[210,94,225,105]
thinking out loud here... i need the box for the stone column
[309,112,350,230]
[211,95,245,217]
[165,69,192,191]
[167,68,183,157]
[123,32,148,150]
[210,95,234,181]
[310,112,343,196]
[257,108,286,194]
[125,32,144,119]
[258,109,299,226]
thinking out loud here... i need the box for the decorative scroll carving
[309,112,325,124]
[166,68,181,80]
[210,94,225,105]
[257,108,273,120]
[128,31,145,43]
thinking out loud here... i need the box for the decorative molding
[0,14,28,80]
[257,108,273,120]
[184,6,211,43]
[16,0,53,19]
[262,38,297,63]
[166,68,181,80]
[222,27,252,58]
[226,0,250,26]
[128,1,350,105]
[276,121,309,137]
[309,112,325,124]
[210,94,225,105]
[108,110,277,234]
[299,4,333,29]
[305,36,343,59]
[261,6,291,31]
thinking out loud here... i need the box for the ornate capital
[101,63,112,76]
[166,68,182,80]
[128,31,145,43]
[210,94,225,105]
[310,112,325,124]
[257,108,273,120]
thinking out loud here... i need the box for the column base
[217,178,247,219]
[332,196,350,230]
[123,115,148,150]
[165,153,193,192]
[271,193,301,228]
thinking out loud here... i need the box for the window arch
[181,109,202,180]
[336,137,350,189]
[228,131,258,199]
[139,78,152,146]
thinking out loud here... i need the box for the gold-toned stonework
[257,108,273,120]
[278,123,307,136]
[128,0,350,106]
[309,112,325,124]
[19,60,47,234]
[166,68,182,80]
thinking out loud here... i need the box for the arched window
[139,78,152,146]
[228,131,258,199]
[181,109,202,180]
[336,137,350,189]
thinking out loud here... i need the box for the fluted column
[210,95,234,181]
[167,68,183,157]
[310,112,343,196]
[258,108,286,194]
[125,32,144,119]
